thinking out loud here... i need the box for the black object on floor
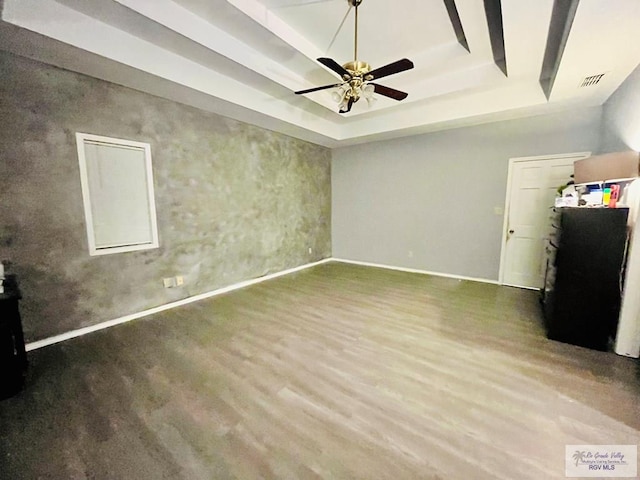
[542,207,629,351]
[0,274,28,400]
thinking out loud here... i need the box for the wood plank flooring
[1,262,639,479]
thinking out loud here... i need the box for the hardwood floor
[1,262,639,479]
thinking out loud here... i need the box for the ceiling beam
[483,0,507,77]
[442,0,469,53]
[539,0,580,100]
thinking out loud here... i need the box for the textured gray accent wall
[0,52,331,342]
[332,107,603,281]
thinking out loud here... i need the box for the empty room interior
[2,0,640,478]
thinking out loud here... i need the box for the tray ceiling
[1,0,640,147]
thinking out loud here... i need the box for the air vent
[580,74,605,87]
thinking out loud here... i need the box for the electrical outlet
[308,247,312,254]
[494,206,504,215]
[163,277,174,288]
[175,275,184,286]
[408,250,414,258]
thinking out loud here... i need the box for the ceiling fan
[294,0,414,113]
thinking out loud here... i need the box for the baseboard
[331,258,500,285]
[501,283,539,291]
[26,258,333,352]
[26,257,500,351]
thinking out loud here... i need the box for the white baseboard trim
[26,258,333,352]
[501,283,540,291]
[26,257,502,351]
[331,258,500,285]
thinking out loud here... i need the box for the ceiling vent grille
[580,74,605,87]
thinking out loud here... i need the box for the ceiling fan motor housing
[343,61,371,76]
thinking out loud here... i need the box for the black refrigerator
[542,207,629,351]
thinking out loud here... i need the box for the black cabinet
[0,275,27,400]
[542,208,629,351]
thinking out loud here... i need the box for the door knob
[509,229,515,234]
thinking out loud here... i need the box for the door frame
[498,151,591,286]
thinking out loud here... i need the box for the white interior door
[500,153,589,289]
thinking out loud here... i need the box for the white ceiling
[1,0,640,148]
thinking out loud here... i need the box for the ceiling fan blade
[366,58,414,80]
[317,57,352,79]
[370,83,408,101]
[339,97,355,114]
[295,82,345,95]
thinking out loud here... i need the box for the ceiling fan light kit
[294,0,414,114]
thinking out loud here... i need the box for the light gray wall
[332,107,604,281]
[602,63,640,153]
[602,62,640,357]
[0,52,331,342]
